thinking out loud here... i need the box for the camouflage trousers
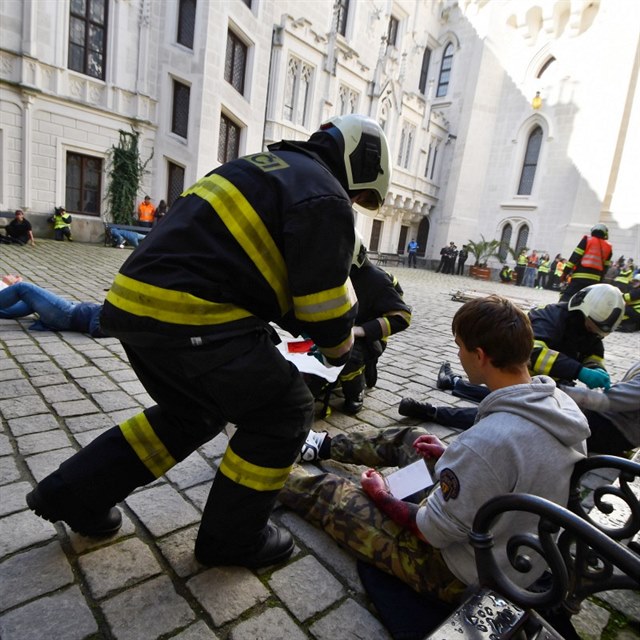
[279,426,467,604]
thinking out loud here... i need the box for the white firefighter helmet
[568,283,625,336]
[353,229,368,268]
[318,114,391,210]
[590,223,609,239]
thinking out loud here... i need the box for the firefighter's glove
[307,345,334,368]
[578,367,610,390]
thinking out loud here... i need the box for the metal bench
[423,455,640,639]
[104,222,152,247]
[375,252,406,267]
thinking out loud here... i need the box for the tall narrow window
[397,122,415,169]
[516,225,529,255]
[436,43,454,97]
[430,145,439,179]
[172,80,190,138]
[218,113,241,163]
[387,16,399,47]
[498,223,513,262]
[177,0,196,49]
[418,47,431,94]
[335,0,350,36]
[425,143,433,177]
[283,56,313,126]
[339,84,358,115]
[517,126,542,195]
[66,152,102,216]
[68,0,108,79]
[167,161,185,206]
[370,219,383,252]
[225,30,247,95]
[397,226,408,254]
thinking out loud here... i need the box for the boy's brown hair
[452,295,533,370]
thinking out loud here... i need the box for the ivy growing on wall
[105,129,153,225]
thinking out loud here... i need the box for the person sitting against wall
[48,206,73,241]
[0,274,104,337]
[0,209,35,246]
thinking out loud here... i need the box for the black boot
[364,360,378,388]
[398,398,436,421]
[26,487,122,537]
[436,362,457,390]
[343,392,364,415]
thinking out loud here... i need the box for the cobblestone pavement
[1,240,638,640]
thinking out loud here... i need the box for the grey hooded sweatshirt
[416,375,589,586]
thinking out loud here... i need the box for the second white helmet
[568,283,625,336]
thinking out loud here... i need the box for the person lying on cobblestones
[401,283,626,412]
[280,295,589,602]
[25,114,392,570]
[0,274,104,337]
[108,226,147,248]
[395,362,640,458]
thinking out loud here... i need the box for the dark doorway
[417,217,430,257]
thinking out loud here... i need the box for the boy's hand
[412,434,446,460]
[360,469,389,500]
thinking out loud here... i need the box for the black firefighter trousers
[35,329,314,558]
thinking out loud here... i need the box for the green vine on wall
[105,129,153,225]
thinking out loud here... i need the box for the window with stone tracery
[397,122,416,169]
[338,84,359,115]
[284,57,313,126]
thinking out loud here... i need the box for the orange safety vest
[137,202,155,223]
[580,236,611,271]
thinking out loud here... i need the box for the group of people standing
[435,242,468,275]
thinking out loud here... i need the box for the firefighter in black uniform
[340,233,412,413]
[26,114,392,569]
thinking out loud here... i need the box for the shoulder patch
[244,152,289,173]
[439,468,460,501]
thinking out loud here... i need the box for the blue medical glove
[577,367,611,390]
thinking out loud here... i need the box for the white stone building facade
[1,0,638,265]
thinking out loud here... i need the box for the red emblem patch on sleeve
[440,468,460,501]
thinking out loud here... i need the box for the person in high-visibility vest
[48,206,73,241]
[535,254,550,289]
[617,273,640,332]
[560,223,612,301]
[136,195,156,227]
[613,260,634,293]
[515,249,527,286]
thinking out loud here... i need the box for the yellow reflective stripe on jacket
[120,413,176,478]
[219,446,292,492]
[340,365,365,382]
[106,273,252,325]
[294,283,353,322]
[583,355,606,369]
[532,340,557,375]
[570,272,602,282]
[380,316,392,338]
[184,174,290,315]
[320,332,353,360]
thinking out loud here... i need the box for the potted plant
[466,235,501,280]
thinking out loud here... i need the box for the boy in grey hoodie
[280,295,589,603]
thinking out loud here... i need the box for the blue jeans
[0,282,75,330]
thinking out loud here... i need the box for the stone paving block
[199,432,230,460]
[76,375,120,393]
[68,512,137,554]
[16,429,73,455]
[230,607,307,640]
[78,537,162,599]
[368,387,405,405]
[39,383,87,403]
[91,357,132,372]
[91,389,140,412]
[269,554,346,621]
[0,481,32,516]
[309,598,391,640]
[187,566,270,626]
[0,455,20,485]
[125,484,201,537]
[156,525,201,577]
[74,427,111,447]
[0,367,21,382]
[278,511,362,592]
[573,599,611,640]
[51,398,100,416]
[7,412,60,436]
[39,343,77,356]
[25,447,78,481]
[598,590,640,624]
[0,540,74,612]
[22,360,63,377]
[172,620,220,640]
[0,378,36,400]
[13,352,52,364]
[0,433,10,455]
[107,407,144,424]
[109,368,141,382]
[0,395,49,419]
[65,411,115,433]
[185,482,212,511]
[0,508,57,555]
[101,575,195,640]
[117,379,147,395]
[166,451,216,489]
[30,373,69,387]
[66,364,104,379]
[53,354,89,369]
[0,585,98,640]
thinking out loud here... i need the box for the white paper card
[276,341,344,382]
[385,459,436,499]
